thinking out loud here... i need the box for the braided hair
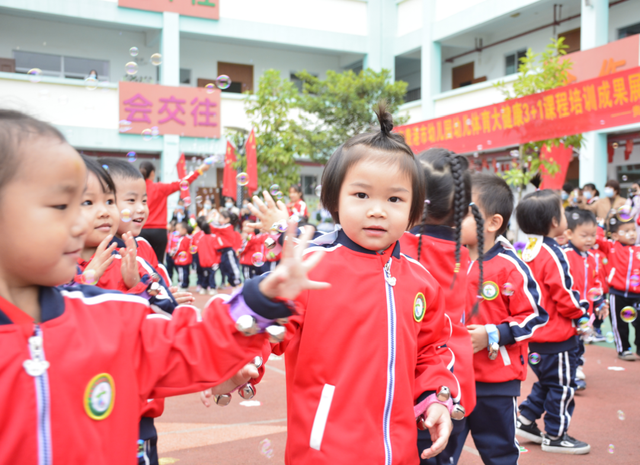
[415,149,470,274]
[469,202,485,315]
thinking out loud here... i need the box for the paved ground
[156,285,639,465]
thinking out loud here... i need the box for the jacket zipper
[625,248,633,297]
[24,326,52,465]
[382,259,396,465]
[583,255,588,301]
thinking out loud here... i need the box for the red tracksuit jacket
[595,237,640,297]
[466,239,548,395]
[267,228,457,465]
[0,285,267,465]
[287,199,308,219]
[135,236,171,292]
[522,236,588,351]
[211,223,238,250]
[143,171,200,229]
[191,230,204,251]
[197,234,221,268]
[239,233,264,266]
[563,242,605,312]
[172,236,192,266]
[400,225,474,414]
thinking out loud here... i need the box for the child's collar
[409,224,454,242]
[333,228,401,259]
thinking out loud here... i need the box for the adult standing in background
[139,160,210,263]
[586,179,626,223]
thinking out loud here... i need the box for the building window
[505,49,527,75]
[619,22,640,39]
[291,72,318,92]
[217,62,254,93]
[13,50,109,79]
[180,68,191,85]
[301,175,317,196]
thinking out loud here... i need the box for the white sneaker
[576,366,585,380]
[198,288,206,295]
[208,289,217,295]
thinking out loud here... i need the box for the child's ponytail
[449,155,466,276]
[469,202,485,315]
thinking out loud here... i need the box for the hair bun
[374,101,394,137]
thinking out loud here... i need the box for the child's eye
[81,200,92,207]
[355,193,368,199]
[52,204,68,210]
[389,197,401,203]
[107,199,115,205]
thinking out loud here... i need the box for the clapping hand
[246,191,289,234]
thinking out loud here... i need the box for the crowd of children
[0,106,636,465]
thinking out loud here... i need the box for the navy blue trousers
[219,248,241,287]
[176,265,190,289]
[449,396,520,465]
[519,349,577,437]
[193,253,205,288]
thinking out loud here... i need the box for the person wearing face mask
[561,183,574,208]
[625,182,640,244]
[586,179,626,223]
[580,183,599,206]
[198,199,213,218]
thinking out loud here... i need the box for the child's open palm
[83,234,117,283]
[120,232,141,290]
[258,220,330,300]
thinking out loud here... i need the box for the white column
[421,0,440,119]
[364,0,396,79]
[162,134,181,220]
[579,0,609,188]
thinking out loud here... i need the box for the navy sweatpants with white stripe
[219,247,241,287]
[448,395,520,465]
[519,349,577,437]
[609,293,640,354]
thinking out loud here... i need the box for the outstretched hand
[84,234,117,283]
[200,363,260,407]
[246,191,289,234]
[258,220,330,300]
[120,232,141,289]
[420,403,453,460]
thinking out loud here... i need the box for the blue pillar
[579,0,609,188]
[364,0,395,79]
[421,0,440,119]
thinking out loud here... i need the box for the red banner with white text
[396,67,640,154]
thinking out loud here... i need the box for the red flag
[625,140,633,161]
[176,153,190,202]
[222,141,237,200]
[246,128,258,194]
[540,143,573,190]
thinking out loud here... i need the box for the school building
[0,0,639,207]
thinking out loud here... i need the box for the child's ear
[486,213,504,234]
[551,216,559,228]
[564,228,573,241]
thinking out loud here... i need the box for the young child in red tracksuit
[399,148,481,465]
[172,221,193,291]
[244,106,458,464]
[594,216,640,361]
[239,223,265,280]
[211,211,242,287]
[287,184,309,221]
[194,219,219,294]
[0,109,321,465]
[590,224,610,342]
[458,173,548,465]
[562,208,610,391]
[515,190,590,455]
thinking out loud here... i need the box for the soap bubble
[587,287,603,302]
[315,185,322,196]
[613,142,619,149]
[189,245,198,254]
[102,165,109,170]
[177,251,188,261]
[84,77,98,91]
[125,62,138,75]
[529,353,541,365]
[179,180,189,191]
[82,269,98,285]
[28,68,43,83]
[126,151,137,162]
[630,275,640,287]
[622,174,628,181]
[275,191,284,201]
[620,306,637,323]
[572,212,580,220]
[216,74,231,89]
[578,316,589,330]
[119,119,132,133]
[510,150,519,158]
[150,53,162,66]
[269,184,280,196]
[205,83,215,94]
[606,331,615,343]
[275,221,287,233]
[502,283,514,296]
[142,128,153,141]
[236,172,249,186]
[120,209,132,223]
[252,252,265,267]
[618,410,625,421]
[151,126,159,139]
[617,205,632,221]
[129,46,139,57]
[608,444,615,454]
